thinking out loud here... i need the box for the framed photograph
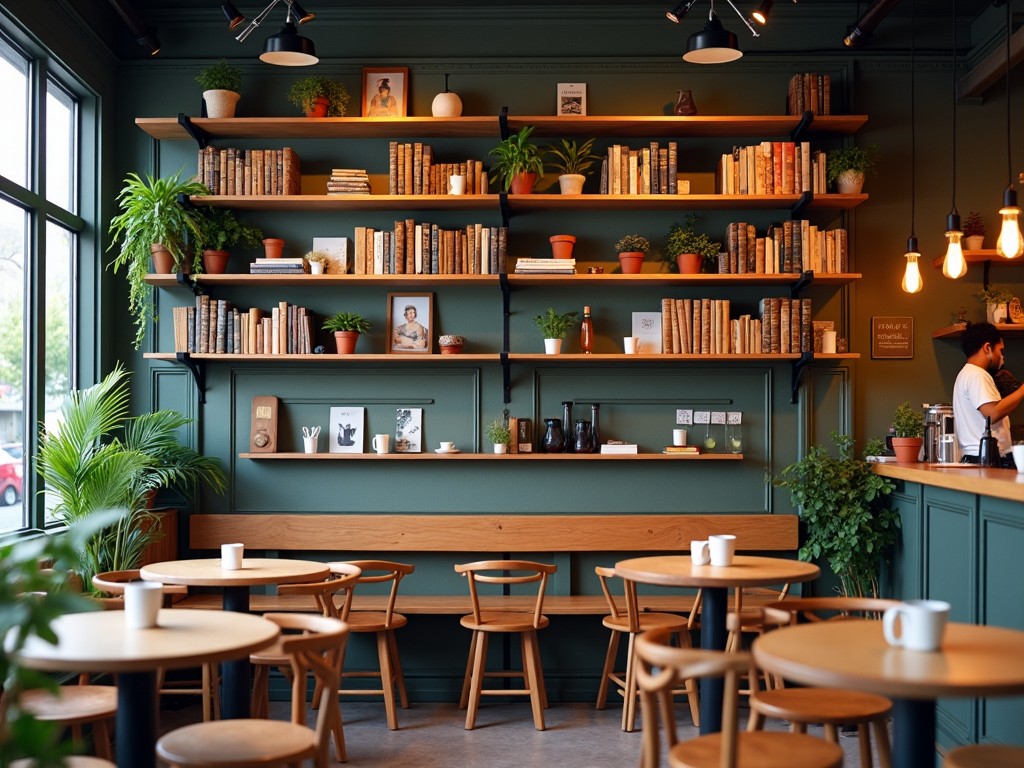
[395,407,423,453]
[557,82,586,116]
[387,292,433,354]
[329,406,365,453]
[362,67,409,117]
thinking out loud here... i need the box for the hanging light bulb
[902,237,923,294]
[996,188,1024,258]
[942,218,967,279]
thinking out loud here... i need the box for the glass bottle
[703,422,718,453]
[542,418,565,453]
[979,416,999,467]
[562,401,574,452]
[574,419,593,453]
[726,423,743,454]
[580,305,594,354]
[590,402,601,453]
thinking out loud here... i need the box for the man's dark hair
[962,321,1002,357]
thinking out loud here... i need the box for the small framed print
[362,67,409,117]
[557,82,586,116]
[329,406,365,453]
[387,292,433,354]
[395,407,422,453]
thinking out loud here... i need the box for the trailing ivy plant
[773,432,899,599]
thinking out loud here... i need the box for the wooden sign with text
[871,316,913,359]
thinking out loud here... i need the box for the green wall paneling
[883,479,923,601]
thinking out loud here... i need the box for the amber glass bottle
[580,305,593,354]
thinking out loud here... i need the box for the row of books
[597,142,680,195]
[195,146,301,196]
[719,221,849,275]
[716,141,825,196]
[171,298,315,355]
[326,168,370,195]
[515,257,575,274]
[388,142,487,195]
[787,73,832,116]
[351,221,508,275]
[759,296,814,354]
[657,296,813,355]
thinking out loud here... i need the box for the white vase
[309,261,324,275]
[544,338,562,355]
[987,302,1008,324]
[202,89,240,119]
[558,174,585,195]
[431,90,463,117]
[836,170,864,195]
[493,443,507,454]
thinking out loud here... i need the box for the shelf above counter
[929,249,1024,268]
[144,352,859,363]
[239,451,745,460]
[932,323,1024,339]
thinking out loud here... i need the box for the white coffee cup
[691,539,710,566]
[883,599,951,652]
[623,336,639,355]
[822,330,837,354]
[709,534,737,566]
[372,434,390,454]
[1013,443,1024,473]
[303,436,317,454]
[440,441,455,452]
[221,542,244,570]
[673,429,688,447]
[448,174,467,195]
[124,581,163,629]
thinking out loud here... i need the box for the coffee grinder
[923,403,956,463]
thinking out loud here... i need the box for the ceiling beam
[959,24,1024,98]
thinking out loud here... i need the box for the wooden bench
[177,513,799,616]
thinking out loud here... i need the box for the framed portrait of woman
[387,292,433,354]
[362,67,409,117]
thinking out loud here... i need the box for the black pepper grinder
[979,416,1000,467]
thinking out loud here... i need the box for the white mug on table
[709,533,736,566]
[124,581,163,629]
[372,433,390,454]
[221,542,244,570]
[883,599,950,651]
[690,539,710,566]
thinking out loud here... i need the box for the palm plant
[489,126,544,191]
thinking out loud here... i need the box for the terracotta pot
[618,252,645,274]
[263,238,285,259]
[151,243,175,274]
[836,169,865,195]
[202,89,240,119]
[676,252,703,274]
[333,330,360,355]
[438,334,464,355]
[891,437,923,463]
[202,249,230,274]
[964,235,985,251]
[549,235,576,259]
[510,172,537,195]
[557,174,585,195]
[306,97,329,118]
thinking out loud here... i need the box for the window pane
[46,81,76,212]
[0,39,28,187]
[42,222,72,526]
[0,198,26,533]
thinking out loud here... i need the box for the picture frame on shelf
[362,67,409,117]
[387,292,433,354]
[329,406,365,453]
[557,82,586,116]
[312,236,349,275]
[395,407,423,453]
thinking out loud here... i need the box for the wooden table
[615,554,820,733]
[16,608,278,768]
[753,619,1024,768]
[140,557,329,718]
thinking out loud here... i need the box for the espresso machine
[923,403,957,463]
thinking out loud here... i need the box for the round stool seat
[13,759,116,768]
[460,612,550,633]
[944,745,1024,768]
[671,731,844,768]
[752,688,892,723]
[344,611,408,632]
[603,611,688,632]
[19,686,117,723]
[157,718,316,766]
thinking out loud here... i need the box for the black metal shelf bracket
[500,352,511,405]
[791,270,814,298]
[498,106,509,141]
[175,352,207,404]
[791,190,813,218]
[791,351,815,404]
[499,192,510,228]
[790,110,815,142]
[176,271,203,297]
[178,113,210,149]
[500,271,511,404]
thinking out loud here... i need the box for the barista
[952,322,1024,466]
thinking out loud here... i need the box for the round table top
[140,557,329,587]
[753,619,1024,700]
[615,555,820,588]
[15,609,279,673]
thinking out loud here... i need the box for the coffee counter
[872,462,1024,503]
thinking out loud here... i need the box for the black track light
[289,0,315,24]
[221,2,245,29]
[751,0,773,25]
[666,0,699,24]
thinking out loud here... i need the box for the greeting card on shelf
[557,83,586,116]
[329,407,365,453]
[395,407,422,453]
[632,311,663,354]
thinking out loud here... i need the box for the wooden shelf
[509,353,860,362]
[144,273,500,287]
[932,323,1024,339]
[143,352,500,362]
[930,249,1024,268]
[508,115,868,138]
[191,194,499,212]
[239,451,745,460]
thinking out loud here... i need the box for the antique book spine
[661,298,673,355]
[691,299,701,353]
[388,141,398,195]
[681,299,692,354]
[674,299,686,354]
[413,142,423,195]
[393,220,405,275]
[700,298,712,355]
[658,148,668,194]
[668,141,678,194]
[669,299,680,354]
[649,142,660,194]
[599,157,608,194]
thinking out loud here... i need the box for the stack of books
[249,257,309,275]
[663,445,701,455]
[326,168,370,195]
[515,258,575,275]
[600,442,638,454]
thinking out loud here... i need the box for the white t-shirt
[953,362,1011,455]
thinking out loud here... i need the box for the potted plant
[549,234,576,260]
[825,144,877,194]
[287,75,350,117]
[196,207,263,274]
[195,58,242,118]
[891,401,925,463]
[614,234,650,274]
[107,169,210,349]
[664,214,721,275]
[963,211,986,250]
[304,250,330,275]
[976,287,1014,324]
[323,312,372,354]
[773,432,900,598]
[485,418,512,454]
[533,307,577,354]
[489,125,545,194]
[544,137,601,195]
[262,237,286,259]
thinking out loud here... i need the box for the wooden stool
[19,683,117,761]
[13,758,116,768]
[944,745,1024,768]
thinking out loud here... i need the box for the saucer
[435,448,461,454]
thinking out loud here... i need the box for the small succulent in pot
[614,234,650,254]
[322,312,372,334]
[485,418,512,448]
[533,307,578,340]
[963,211,986,239]
[438,334,465,354]
[288,75,350,117]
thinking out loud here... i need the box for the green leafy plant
[544,138,601,176]
[195,58,242,92]
[107,169,210,348]
[614,234,650,254]
[533,307,578,340]
[664,214,721,272]
[773,432,899,599]
[322,312,372,333]
[975,287,1013,305]
[196,207,263,252]
[484,418,511,445]
[892,401,925,438]
[287,75,350,116]
[489,126,545,191]
[35,364,227,589]
[963,211,986,238]
[825,145,878,187]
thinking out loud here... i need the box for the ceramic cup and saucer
[436,441,460,454]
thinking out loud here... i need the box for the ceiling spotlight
[221,3,245,29]
[751,0,773,25]
[666,0,700,23]
[289,0,315,24]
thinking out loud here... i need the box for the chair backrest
[277,562,362,620]
[595,565,641,632]
[91,569,187,603]
[330,560,414,627]
[762,596,900,622]
[635,627,749,768]
[454,560,557,628]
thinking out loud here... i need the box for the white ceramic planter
[203,89,240,119]
[493,443,507,454]
[558,174,585,195]
[544,338,562,355]
[309,261,325,275]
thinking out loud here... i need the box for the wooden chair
[944,745,1024,767]
[594,566,699,732]
[329,560,414,730]
[634,627,844,768]
[16,680,117,761]
[156,613,349,768]
[454,559,557,731]
[91,569,221,721]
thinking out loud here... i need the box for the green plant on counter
[489,126,545,191]
[614,234,650,254]
[195,58,242,92]
[773,432,898,599]
[892,401,925,438]
[663,213,721,272]
[533,307,578,340]
[484,418,511,446]
[322,312,372,333]
[544,138,601,176]
[288,75,350,116]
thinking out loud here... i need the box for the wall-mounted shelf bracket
[790,270,814,298]
[498,106,509,140]
[983,259,992,291]
[791,191,813,218]
[176,272,203,297]
[499,192,510,228]
[175,352,207,404]
[790,110,815,142]
[178,113,210,149]
[790,351,814,404]
[500,351,511,405]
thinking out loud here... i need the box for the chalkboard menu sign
[871,316,913,359]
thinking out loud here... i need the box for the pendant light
[902,0,922,294]
[942,0,967,279]
[681,0,758,64]
[232,0,318,67]
[996,0,1024,259]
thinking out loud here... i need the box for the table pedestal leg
[117,670,157,768]
[892,698,936,768]
[699,585,727,734]
[221,585,252,719]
